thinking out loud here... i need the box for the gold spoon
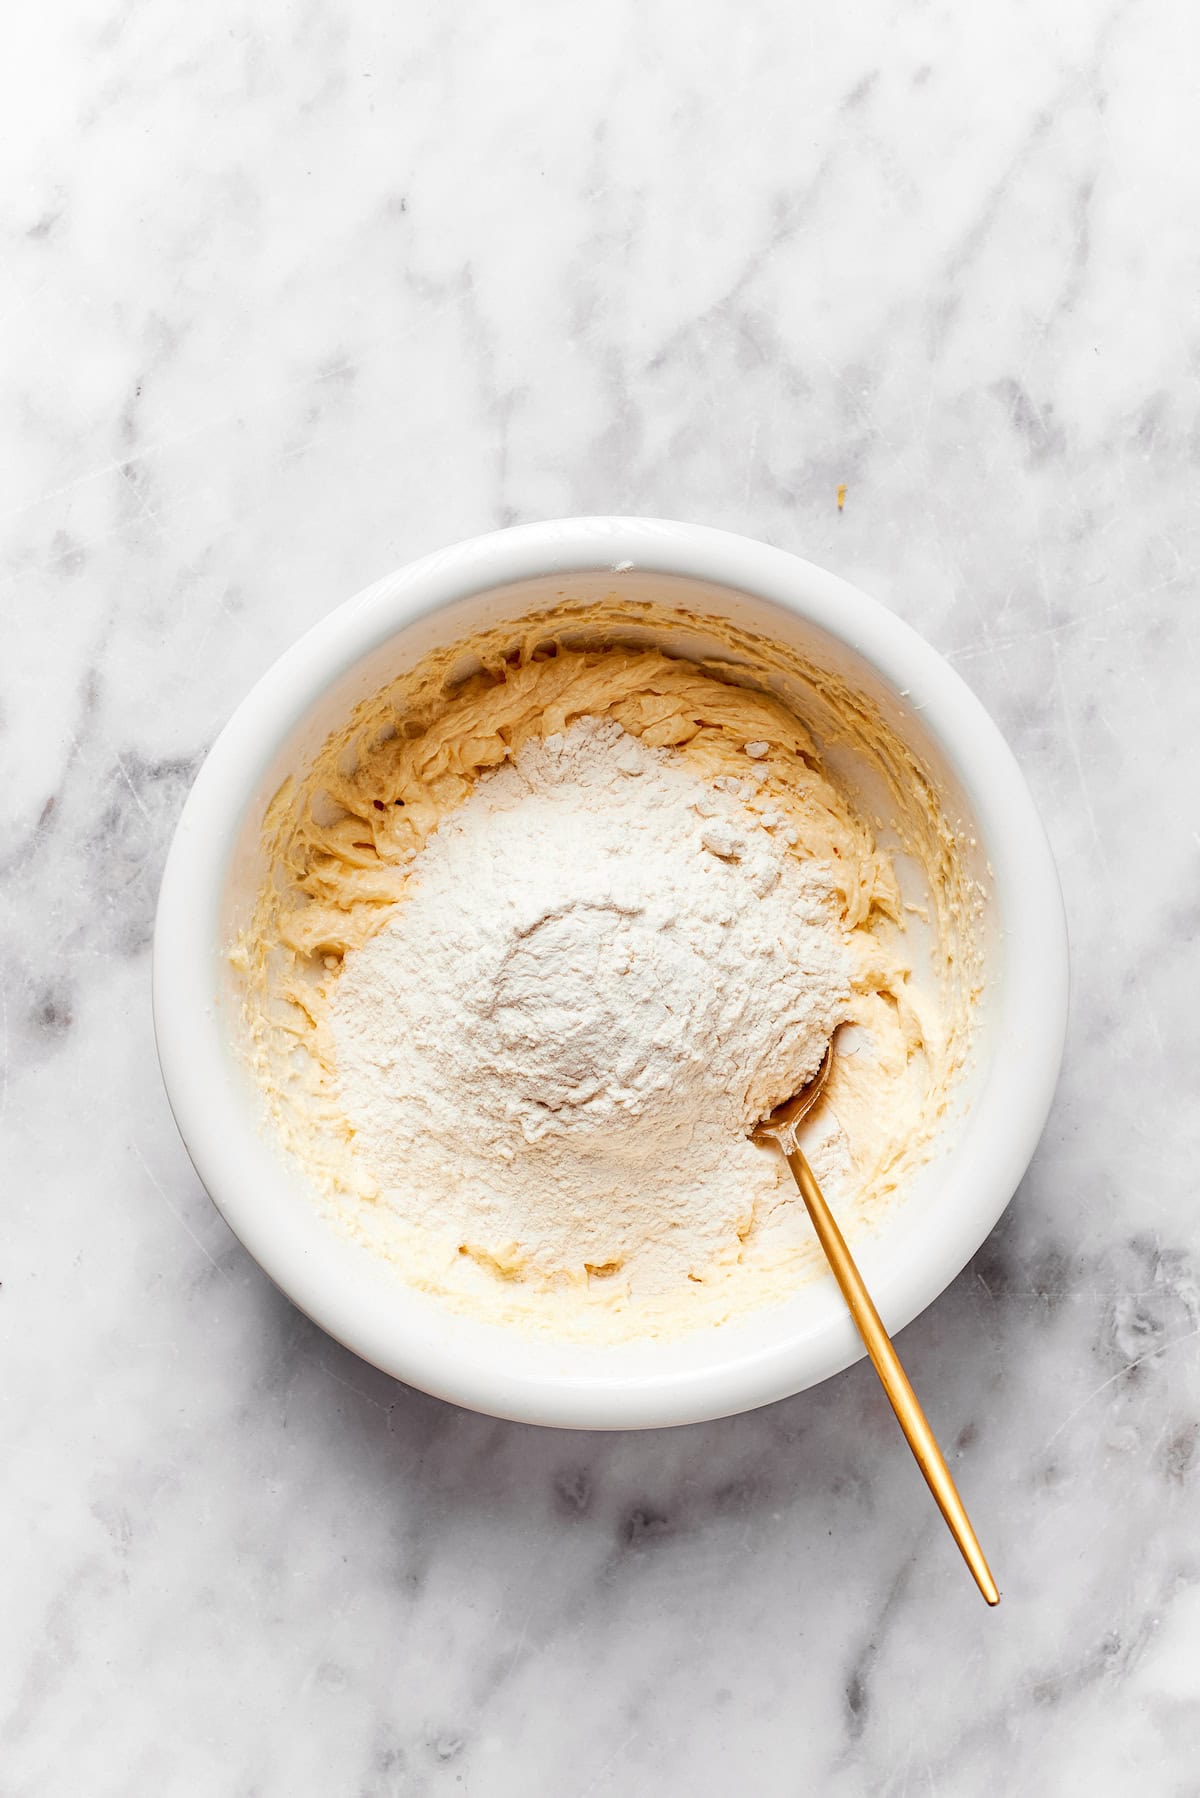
[753,1047,1000,1606]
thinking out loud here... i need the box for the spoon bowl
[752,1044,834,1151]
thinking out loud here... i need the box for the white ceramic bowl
[154,518,1067,1429]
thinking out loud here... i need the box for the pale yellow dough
[238,601,981,1342]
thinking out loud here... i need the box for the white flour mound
[330,716,850,1297]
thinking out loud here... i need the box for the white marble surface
[4,2,1199,1791]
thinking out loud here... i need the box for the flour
[329,716,851,1297]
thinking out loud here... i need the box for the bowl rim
[153,516,1068,1429]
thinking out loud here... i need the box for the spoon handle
[783,1144,1000,1606]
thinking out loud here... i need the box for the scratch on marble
[0,302,464,527]
[118,461,168,536]
[945,594,1144,664]
[497,1608,531,1684]
[0,423,208,524]
[129,1139,229,1279]
[896,1723,939,1798]
[0,277,51,331]
[572,1725,644,1798]
[108,748,152,824]
[316,1354,391,1415]
[1041,1324,1200,1454]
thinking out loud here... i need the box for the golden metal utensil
[753,1047,999,1606]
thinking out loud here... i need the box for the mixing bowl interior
[205,566,1003,1424]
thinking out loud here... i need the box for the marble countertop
[4,3,1198,1792]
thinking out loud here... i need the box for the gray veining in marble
[3,2,1200,1793]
